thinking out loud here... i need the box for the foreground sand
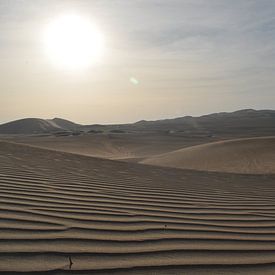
[0,141,275,274]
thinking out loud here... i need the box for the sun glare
[44,14,105,70]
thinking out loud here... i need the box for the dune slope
[0,142,275,274]
[0,118,81,134]
[142,136,275,174]
[7,133,215,161]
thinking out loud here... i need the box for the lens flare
[130,77,139,85]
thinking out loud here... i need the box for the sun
[44,14,105,70]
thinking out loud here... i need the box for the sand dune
[142,136,275,174]
[5,133,213,161]
[0,141,275,273]
[2,109,275,136]
[0,118,80,134]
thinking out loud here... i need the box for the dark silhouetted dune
[132,109,275,137]
[2,109,275,137]
[0,141,275,273]
[0,118,81,134]
[0,118,61,134]
[142,136,275,174]
[51,118,81,131]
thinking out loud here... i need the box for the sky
[0,0,275,124]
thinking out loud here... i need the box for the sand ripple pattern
[0,141,275,274]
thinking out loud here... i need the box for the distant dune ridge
[1,109,275,135]
[0,117,81,134]
[0,141,275,273]
[142,137,275,174]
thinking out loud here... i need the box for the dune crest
[142,136,275,174]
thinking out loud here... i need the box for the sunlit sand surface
[142,136,275,174]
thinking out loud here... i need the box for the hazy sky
[0,0,275,124]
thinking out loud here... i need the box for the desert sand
[142,136,275,174]
[3,132,215,161]
[6,134,275,174]
[0,141,275,274]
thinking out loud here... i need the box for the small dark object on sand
[69,256,73,269]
